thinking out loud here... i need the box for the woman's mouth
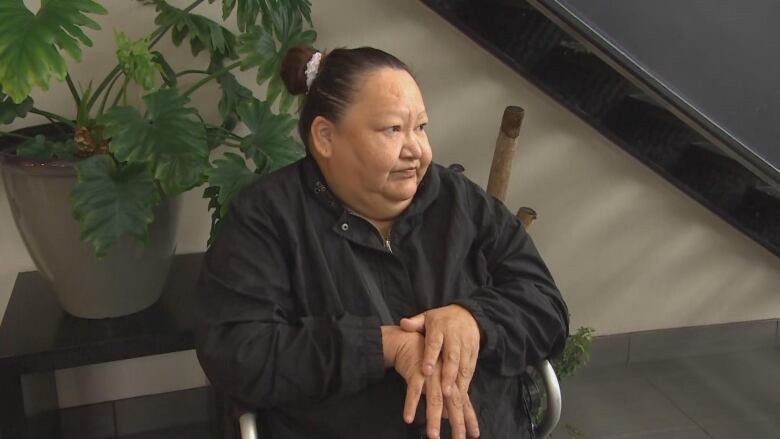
[392,167,417,178]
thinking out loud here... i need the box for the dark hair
[280,46,416,152]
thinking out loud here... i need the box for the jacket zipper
[384,230,393,254]
[347,211,393,254]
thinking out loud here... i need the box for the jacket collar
[299,154,441,225]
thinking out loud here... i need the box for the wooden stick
[516,206,537,229]
[486,106,525,203]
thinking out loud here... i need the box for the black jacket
[194,155,570,438]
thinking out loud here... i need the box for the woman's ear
[310,115,335,159]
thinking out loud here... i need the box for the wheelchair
[233,106,563,439]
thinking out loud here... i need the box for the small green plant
[0,0,315,257]
[527,326,595,438]
[552,326,595,379]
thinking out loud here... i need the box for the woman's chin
[383,183,418,202]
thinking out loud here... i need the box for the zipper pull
[384,239,393,253]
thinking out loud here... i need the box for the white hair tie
[305,51,322,91]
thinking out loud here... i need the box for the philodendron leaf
[222,0,269,32]
[100,88,209,195]
[205,152,258,217]
[218,71,252,130]
[71,154,161,258]
[115,30,158,91]
[287,0,313,26]
[238,6,315,106]
[206,126,228,151]
[155,0,237,58]
[237,25,276,83]
[203,184,223,247]
[222,0,313,31]
[0,0,107,103]
[16,134,77,160]
[237,98,303,172]
[0,85,33,124]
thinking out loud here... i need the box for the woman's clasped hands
[382,304,483,439]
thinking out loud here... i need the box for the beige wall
[2,0,778,408]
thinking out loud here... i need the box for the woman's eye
[384,125,401,134]
[417,123,428,131]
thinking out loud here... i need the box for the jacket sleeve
[193,197,386,410]
[451,187,570,377]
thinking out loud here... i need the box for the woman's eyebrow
[377,109,428,118]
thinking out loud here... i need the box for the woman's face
[312,67,432,219]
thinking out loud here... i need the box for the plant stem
[0,131,33,141]
[149,0,206,48]
[65,74,81,107]
[111,76,131,108]
[29,109,75,127]
[206,124,243,141]
[97,72,125,117]
[85,65,123,115]
[182,61,242,97]
[176,69,210,77]
[84,0,206,118]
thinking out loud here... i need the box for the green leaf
[0,85,33,124]
[222,0,312,30]
[237,98,303,172]
[0,0,107,103]
[287,0,312,26]
[222,0,268,32]
[16,134,77,160]
[205,152,258,217]
[115,30,158,91]
[155,0,237,58]
[265,73,283,109]
[71,154,161,258]
[206,126,228,151]
[238,6,315,105]
[278,86,297,114]
[209,55,253,130]
[237,25,276,82]
[202,152,260,246]
[100,88,209,195]
[203,184,223,246]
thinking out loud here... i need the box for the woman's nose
[401,133,423,158]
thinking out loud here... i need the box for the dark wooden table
[0,252,205,438]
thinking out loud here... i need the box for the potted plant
[0,0,315,318]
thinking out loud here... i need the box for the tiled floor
[551,348,780,439]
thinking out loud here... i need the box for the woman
[194,45,570,439]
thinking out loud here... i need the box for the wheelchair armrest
[534,359,562,439]
[237,360,562,439]
[239,412,258,439]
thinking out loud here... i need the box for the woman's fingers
[403,374,425,424]
[426,365,445,439]
[455,345,477,397]
[422,329,444,377]
[444,376,466,439]
[462,388,480,438]
[441,339,461,397]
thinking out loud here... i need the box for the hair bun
[281,46,319,96]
